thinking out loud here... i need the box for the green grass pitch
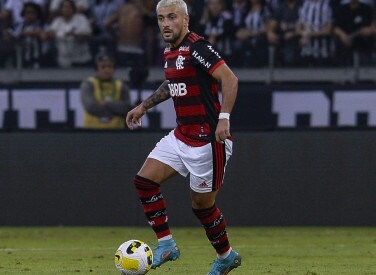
[0,227,375,274]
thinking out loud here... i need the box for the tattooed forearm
[142,80,171,110]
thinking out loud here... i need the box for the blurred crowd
[1,0,376,69]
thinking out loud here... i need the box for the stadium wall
[2,82,376,130]
[1,130,375,226]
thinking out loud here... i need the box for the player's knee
[191,191,216,209]
[133,175,160,190]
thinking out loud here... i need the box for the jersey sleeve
[190,40,225,75]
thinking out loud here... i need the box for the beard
[162,29,182,44]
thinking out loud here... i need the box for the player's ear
[184,15,189,28]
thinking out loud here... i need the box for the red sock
[134,175,171,239]
[192,204,230,254]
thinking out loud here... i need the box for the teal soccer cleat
[207,250,242,275]
[151,239,180,269]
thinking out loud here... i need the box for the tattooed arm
[126,80,170,130]
[141,80,171,110]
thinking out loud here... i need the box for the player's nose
[162,19,170,28]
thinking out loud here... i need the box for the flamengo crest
[176,55,185,70]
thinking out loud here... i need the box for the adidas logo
[198,181,209,188]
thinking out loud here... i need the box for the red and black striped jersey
[164,32,225,146]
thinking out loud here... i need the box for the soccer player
[125,0,241,274]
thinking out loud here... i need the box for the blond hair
[156,0,188,15]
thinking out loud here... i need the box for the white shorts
[148,130,233,193]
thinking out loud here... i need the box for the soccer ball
[114,240,153,275]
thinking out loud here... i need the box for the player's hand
[125,104,147,130]
[215,119,231,144]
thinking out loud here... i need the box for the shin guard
[192,204,230,254]
[134,175,171,239]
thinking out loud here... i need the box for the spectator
[107,2,145,67]
[49,0,90,22]
[267,0,301,66]
[228,0,250,66]
[12,2,46,68]
[0,0,46,29]
[229,0,250,31]
[0,17,15,68]
[296,0,333,66]
[80,50,131,129]
[139,0,158,66]
[0,0,46,67]
[372,5,376,62]
[269,0,283,12]
[199,0,235,65]
[44,0,92,68]
[236,0,272,67]
[333,0,373,66]
[185,0,205,32]
[88,0,124,57]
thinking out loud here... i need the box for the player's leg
[191,190,241,274]
[133,131,187,269]
[188,140,241,274]
[134,158,181,269]
[191,191,230,255]
[135,158,178,239]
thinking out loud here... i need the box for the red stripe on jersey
[187,32,203,43]
[209,60,225,75]
[176,124,212,145]
[213,102,221,114]
[184,85,200,97]
[179,123,211,135]
[165,66,196,79]
[211,83,219,93]
[174,128,208,147]
[176,105,206,117]
[174,96,204,108]
[166,50,190,59]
